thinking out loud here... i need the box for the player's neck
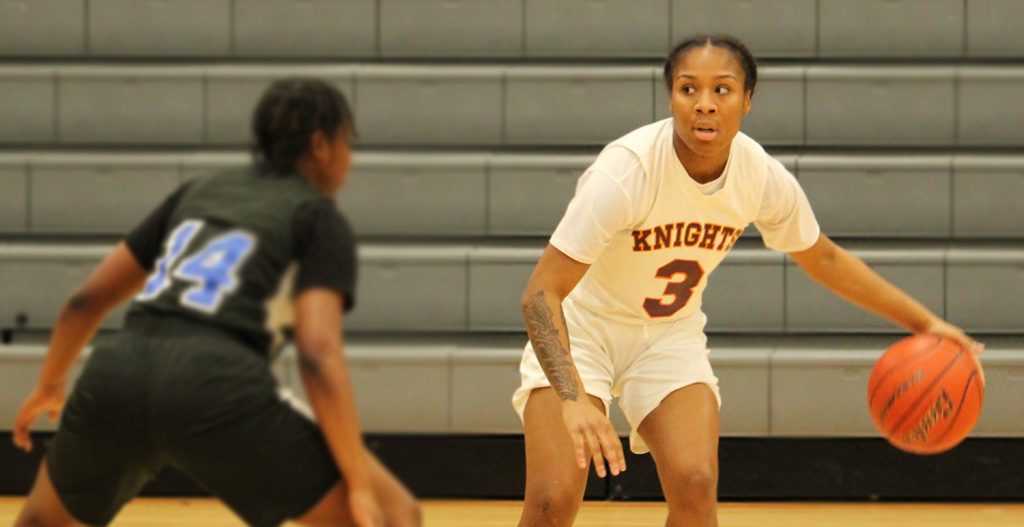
[295,159,336,196]
[673,134,729,184]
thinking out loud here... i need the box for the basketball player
[512,35,983,527]
[12,79,420,527]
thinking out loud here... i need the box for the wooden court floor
[1,499,1022,526]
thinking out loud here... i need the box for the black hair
[251,77,354,176]
[662,34,758,95]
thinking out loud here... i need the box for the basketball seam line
[933,367,978,448]
[885,349,964,438]
[868,334,943,406]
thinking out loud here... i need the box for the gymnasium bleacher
[1,0,1022,499]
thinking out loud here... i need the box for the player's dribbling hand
[924,319,984,356]
[348,487,385,527]
[561,400,626,478]
[12,384,66,453]
[923,319,986,385]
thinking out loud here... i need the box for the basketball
[867,334,985,455]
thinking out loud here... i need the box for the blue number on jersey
[172,231,256,314]
[137,220,203,302]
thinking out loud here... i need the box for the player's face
[324,128,354,194]
[668,45,752,161]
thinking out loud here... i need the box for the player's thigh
[294,449,418,526]
[522,388,606,498]
[15,461,81,527]
[636,384,720,494]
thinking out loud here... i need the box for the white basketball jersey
[550,118,820,325]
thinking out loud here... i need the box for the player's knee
[664,462,717,502]
[523,486,580,526]
[14,512,58,527]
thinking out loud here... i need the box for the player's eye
[715,86,731,95]
[680,85,696,95]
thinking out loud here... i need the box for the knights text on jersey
[550,118,820,324]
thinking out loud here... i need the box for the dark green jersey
[124,168,356,356]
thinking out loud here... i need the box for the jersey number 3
[138,220,256,314]
[642,259,705,318]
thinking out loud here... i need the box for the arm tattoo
[524,290,579,402]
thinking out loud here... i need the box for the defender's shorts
[512,298,721,454]
[47,315,339,527]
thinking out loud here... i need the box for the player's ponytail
[251,78,355,176]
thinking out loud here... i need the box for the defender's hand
[348,486,384,527]
[12,384,66,452]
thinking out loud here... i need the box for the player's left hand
[923,319,984,356]
[12,384,66,453]
[923,319,987,387]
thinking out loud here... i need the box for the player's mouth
[692,124,718,142]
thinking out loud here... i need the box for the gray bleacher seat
[740,66,805,146]
[346,246,470,332]
[655,66,805,146]
[280,346,452,432]
[712,347,771,436]
[488,155,591,236]
[58,67,204,144]
[205,66,355,145]
[339,154,489,236]
[818,0,964,57]
[0,347,90,432]
[671,0,816,58]
[946,248,1024,333]
[806,66,956,146]
[958,68,1024,147]
[505,67,654,145]
[346,347,452,432]
[953,156,1024,238]
[771,348,880,436]
[468,247,540,331]
[380,0,523,57]
[180,152,249,182]
[785,247,945,332]
[0,245,126,329]
[233,0,376,58]
[354,66,503,146]
[0,67,55,143]
[0,0,85,56]
[0,156,28,233]
[88,0,230,56]
[974,350,1024,436]
[703,249,785,333]
[450,348,523,433]
[966,0,1024,57]
[29,154,180,234]
[798,155,952,238]
[774,155,797,175]
[525,0,668,57]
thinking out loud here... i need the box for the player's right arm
[521,148,645,478]
[521,244,625,478]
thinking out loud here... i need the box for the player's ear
[309,130,330,165]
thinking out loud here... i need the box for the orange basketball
[867,334,984,455]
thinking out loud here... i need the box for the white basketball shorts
[512,297,721,454]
